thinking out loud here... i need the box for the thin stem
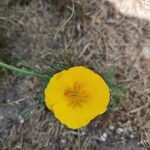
[0,61,48,79]
[54,0,75,39]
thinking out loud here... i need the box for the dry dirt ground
[0,0,150,150]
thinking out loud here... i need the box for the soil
[0,0,150,149]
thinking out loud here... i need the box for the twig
[54,0,75,39]
[128,103,149,114]
[5,97,29,105]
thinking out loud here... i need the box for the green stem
[0,61,48,79]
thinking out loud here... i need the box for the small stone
[130,134,134,139]
[81,131,86,136]
[140,141,144,145]
[20,118,24,124]
[102,133,108,138]
[18,116,24,124]
[60,139,66,144]
[117,128,124,134]
[100,133,108,142]
[142,47,150,59]
[100,136,106,142]
[6,99,10,103]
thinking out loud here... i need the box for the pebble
[100,133,108,142]
[81,131,86,136]
[142,47,150,59]
[20,119,24,124]
[6,99,10,103]
[18,116,24,124]
[130,134,134,139]
[100,136,106,142]
[117,128,124,134]
[60,139,66,144]
[102,133,108,138]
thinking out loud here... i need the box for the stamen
[64,82,89,108]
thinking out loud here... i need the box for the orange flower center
[64,82,89,108]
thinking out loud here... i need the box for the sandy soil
[0,0,150,149]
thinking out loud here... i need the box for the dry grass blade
[54,0,75,39]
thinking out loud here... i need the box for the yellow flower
[44,66,110,129]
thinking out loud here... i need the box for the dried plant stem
[54,0,75,39]
[128,103,149,114]
[0,61,48,79]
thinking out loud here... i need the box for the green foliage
[12,55,47,78]
[103,66,126,110]
[17,105,34,120]
[0,0,33,10]
[44,51,72,75]
[0,0,14,10]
